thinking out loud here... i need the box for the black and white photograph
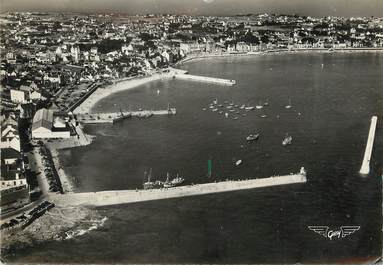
[0,0,382,264]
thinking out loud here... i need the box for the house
[2,147,20,165]
[30,90,42,100]
[1,160,29,208]
[10,89,27,103]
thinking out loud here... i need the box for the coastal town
[0,11,382,255]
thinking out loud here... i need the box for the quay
[76,108,176,124]
[359,116,378,175]
[50,167,307,207]
[174,73,236,86]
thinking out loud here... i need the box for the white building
[10,89,27,103]
[31,108,71,139]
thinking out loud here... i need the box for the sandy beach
[73,68,186,115]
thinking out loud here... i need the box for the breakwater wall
[359,116,378,175]
[174,74,236,86]
[50,168,307,207]
[76,108,176,124]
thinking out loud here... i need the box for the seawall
[50,168,307,207]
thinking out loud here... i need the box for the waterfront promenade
[49,168,307,207]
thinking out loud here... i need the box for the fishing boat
[285,99,292,109]
[235,159,242,166]
[261,114,267,118]
[245,106,255,111]
[212,108,218,112]
[143,169,156,189]
[233,117,239,120]
[282,133,293,146]
[246,133,260,141]
[225,113,229,118]
[213,98,218,105]
[171,174,185,185]
[240,104,245,109]
[112,108,131,123]
[163,173,172,188]
[202,108,206,111]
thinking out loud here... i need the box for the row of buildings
[1,12,382,114]
[0,113,29,211]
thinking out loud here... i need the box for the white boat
[235,159,242,166]
[285,99,292,109]
[256,101,263,109]
[225,113,229,118]
[233,116,239,120]
[261,114,267,118]
[245,106,255,111]
[213,98,218,105]
[246,133,260,141]
[157,89,160,95]
[282,134,293,146]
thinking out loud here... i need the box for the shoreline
[73,68,186,115]
[73,48,383,115]
[175,48,383,65]
[59,48,383,194]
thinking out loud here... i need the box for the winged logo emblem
[308,226,360,240]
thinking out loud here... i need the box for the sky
[1,0,382,17]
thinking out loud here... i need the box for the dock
[50,167,307,207]
[174,73,236,86]
[359,116,378,175]
[76,108,176,124]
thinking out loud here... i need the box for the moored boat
[246,133,260,141]
[282,134,293,146]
